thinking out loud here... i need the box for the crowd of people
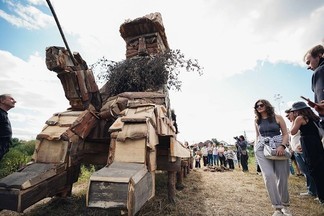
[191,140,249,172]
[252,44,324,216]
[191,44,324,216]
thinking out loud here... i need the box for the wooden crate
[0,163,65,190]
[0,169,68,212]
[87,162,154,216]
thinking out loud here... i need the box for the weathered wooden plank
[170,137,191,158]
[37,111,81,140]
[147,121,158,148]
[20,163,65,189]
[0,163,65,190]
[121,105,156,125]
[114,138,146,163]
[116,123,148,142]
[109,117,124,132]
[87,162,147,210]
[0,170,69,212]
[107,138,116,165]
[146,148,157,172]
[75,70,89,101]
[156,155,181,172]
[132,171,154,214]
[84,69,99,92]
[36,125,69,140]
[45,46,74,72]
[87,162,152,215]
[86,119,112,141]
[100,97,117,115]
[34,139,68,163]
[70,109,98,139]
[117,92,166,101]
[0,188,20,211]
[20,170,68,211]
[82,141,109,165]
[88,181,128,209]
[90,162,146,182]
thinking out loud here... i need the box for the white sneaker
[282,207,292,216]
[272,210,284,216]
[299,192,313,196]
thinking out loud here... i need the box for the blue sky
[0,0,323,144]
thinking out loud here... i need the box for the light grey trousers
[255,147,290,209]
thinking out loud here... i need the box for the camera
[233,136,239,140]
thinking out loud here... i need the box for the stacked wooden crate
[0,110,85,212]
[87,101,160,215]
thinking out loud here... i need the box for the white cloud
[0,50,69,140]
[1,0,323,143]
[0,1,53,30]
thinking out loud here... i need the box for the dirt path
[1,167,324,215]
[138,167,324,216]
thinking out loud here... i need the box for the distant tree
[0,138,35,178]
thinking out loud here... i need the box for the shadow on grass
[25,169,203,216]
[138,169,206,216]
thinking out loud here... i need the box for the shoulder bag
[263,144,291,160]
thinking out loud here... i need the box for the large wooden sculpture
[0,12,190,216]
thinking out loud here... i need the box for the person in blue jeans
[207,142,213,166]
[212,143,219,166]
[295,151,317,196]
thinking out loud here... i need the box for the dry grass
[1,160,324,216]
[138,167,324,216]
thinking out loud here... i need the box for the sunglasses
[255,104,265,109]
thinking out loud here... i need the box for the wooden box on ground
[87,162,154,216]
[0,163,68,212]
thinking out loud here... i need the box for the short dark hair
[0,94,11,103]
[304,44,324,60]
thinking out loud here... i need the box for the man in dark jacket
[304,45,324,123]
[0,94,16,160]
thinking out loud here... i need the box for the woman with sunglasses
[254,99,291,216]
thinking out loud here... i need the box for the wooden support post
[167,171,176,204]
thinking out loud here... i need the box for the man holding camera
[235,135,249,172]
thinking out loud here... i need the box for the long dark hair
[294,108,320,122]
[254,99,276,125]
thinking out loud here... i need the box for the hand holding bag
[263,144,291,160]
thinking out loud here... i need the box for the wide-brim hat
[290,101,309,111]
[284,108,292,113]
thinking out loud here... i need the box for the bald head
[0,94,16,111]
